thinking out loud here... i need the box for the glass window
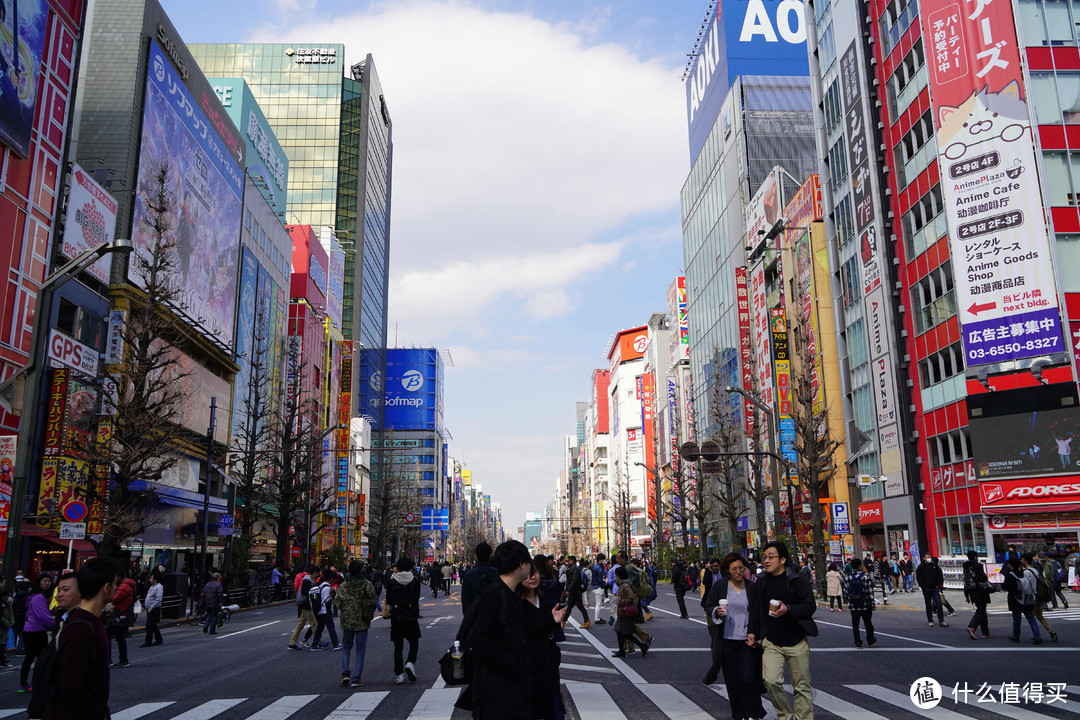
[1047,0,1075,44]
[1043,151,1073,205]
[1056,72,1080,122]
[1031,72,1062,123]
[1056,234,1080,292]
[1019,0,1049,44]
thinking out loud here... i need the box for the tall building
[186,43,392,450]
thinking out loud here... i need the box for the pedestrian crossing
[5,683,1079,719]
[988,606,1080,621]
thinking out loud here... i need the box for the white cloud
[522,288,572,320]
[249,1,686,337]
[445,345,538,370]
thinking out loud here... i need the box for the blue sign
[779,417,797,464]
[219,514,234,528]
[685,0,810,162]
[384,349,443,432]
[830,503,849,535]
[422,506,449,531]
[962,308,1064,365]
[737,516,749,531]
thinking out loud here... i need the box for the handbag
[975,581,997,594]
[620,604,639,619]
[438,646,472,686]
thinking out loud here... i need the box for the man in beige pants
[747,541,819,720]
[288,567,317,649]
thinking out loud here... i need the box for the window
[1018,0,1049,44]
[827,137,848,189]
[913,261,956,333]
[929,427,972,467]
[1043,151,1074,205]
[823,80,842,134]
[1032,72,1062,122]
[919,342,964,386]
[1056,234,1080,292]
[834,195,855,247]
[1047,0,1076,44]
[819,22,836,71]
[841,256,860,307]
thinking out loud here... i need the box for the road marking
[112,703,177,720]
[803,688,890,720]
[567,617,646,684]
[812,646,1080,652]
[566,683,625,719]
[242,695,319,720]
[170,699,246,720]
[324,691,389,719]
[814,619,951,648]
[648,604,708,625]
[561,650,603,659]
[648,683,712,719]
[848,685,973,720]
[409,688,462,719]
[619,647,708,652]
[430,673,446,690]
[215,620,281,638]
[562,641,592,647]
[561,662,619,675]
[0,711,23,719]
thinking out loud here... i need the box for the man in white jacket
[140,573,163,647]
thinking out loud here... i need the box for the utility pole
[200,397,217,585]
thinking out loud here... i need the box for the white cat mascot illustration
[937,80,1027,160]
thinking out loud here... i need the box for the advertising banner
[327,234,345,331]
[793,233,823,413]
[921,0,1064,366]
[62,165,117,283]
[0,435,13,536]
[641,373,656,522]
[384,349,440,431]
[231,248,259,443]
[667,277,689,365]
[979,477,1080,513]
[745,169,781,245]
[132,39,242,348]
[970,406,1080,479]
[48,329,99,377]
[735,268,756,445]
[0,0,47,158]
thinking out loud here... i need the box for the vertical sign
[735,268,756,446]
[641,373,656,522]
[922,0,1064,365]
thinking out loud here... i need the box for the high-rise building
[186,43,392,448]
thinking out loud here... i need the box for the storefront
[978,477,1080,580]
[857,501,885,556]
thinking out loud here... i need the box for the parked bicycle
[185,597,234,628]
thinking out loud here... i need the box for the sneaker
[939,621,949,627]
[948,611,957,617]
[982,633,993,638]
[1008,635,1020,642]
[641,636,652,658]
[405,661,417,681]
[300,639,310,648]
[350,680,363,687]
[333,644,344,651]
[1050,630,1059,642]
[854,642,863,648]
[395,673,406,685]
[310,644,326,651]
[287,645,300,650]
[967,627,977,640]
[868,638,877,647]
[928,621,935,627]
[341,673,350,686]
[203,626,208,633]
[110,661,130,668]
[645,612,653,621]
[16,686,28,693]
[1033,636,1043,645]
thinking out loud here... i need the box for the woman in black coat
[535,555,565,642]
[963,551,992,639]
[519,564,565,720]
[703,553,765,720]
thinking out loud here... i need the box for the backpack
[1019,569,1038,605]
[1052,560,1067,584]
[1034,570,1052,603]
[627,565,651,598]
[962,565,977,594]
[388,577,419,621]
[308,583,325,615]
[847,572,867,605]
[27,617,95,719]
[582,567,592,593]
[295,575,311,609]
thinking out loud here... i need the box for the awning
[21,523,96,554]
[128,481,228,513]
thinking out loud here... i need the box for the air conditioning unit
[886,188,893,196]
[906,378,914,387]
[877,120,885,130]
[893,256,901,265]
[888,210,895,219]
[903,354,911,362]
[915,456,923,464]
[901,329,909,338]
[909,404,917,412]
[898,304,906,313]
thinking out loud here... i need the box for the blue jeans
[903,574,914,591]
[203,607,219,634]
[341,628,369,681]
[1012,606,1040,639]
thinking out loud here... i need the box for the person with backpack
[1024,553,1058,642]
[962,551,993,639]
[628,558,653,621]
[562,556,590,628]
[672,558,690,619]
[844,557,876,647]
[386,557,422,684]
[1047,555,1070,609]
[335,560,376,687]
[1003,557,1041,644]
[612,566,650,658]
[308,571,341,650]
[36,557,115,720]
[288,565,318,650]
[461,542,499,615]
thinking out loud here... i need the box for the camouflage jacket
[335,575,377,632]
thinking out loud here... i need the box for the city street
[1,582,1077,719]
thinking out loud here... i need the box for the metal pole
[200,397,217,583]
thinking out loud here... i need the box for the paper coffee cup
[718,599,728,607]
[770,599,781,611]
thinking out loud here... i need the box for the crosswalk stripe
[561,650,602,659]
[647,683,712,719]
[714,682,894,720]
[170,699,247,720]
[112,702,177,720]
[566,683,625,719]
[561,662,618,674]
[0,711,24,719]
[848,685,972,719]
[408,688,462,719]
[324,691,389,719]
[242,695,319,720]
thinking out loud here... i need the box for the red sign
[641,373,656,522]
[858,501,883,524]
[735,268,756,448]
[979,477,1080,510]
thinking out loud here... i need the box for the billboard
[921,0,1064,366]
[735,268,756,446]
[0,0,47,158]
[231,248,259,444]
[608,327,648,374]
[745,169,781,244]
[289,225,328,309]
[384,348,442,431]
[209,78,289,218]
[667,277,689,365]
[62,164,118,284]
[685,0,810,161]
[326,232,345,331]
[640,373,657,522]
[131,39,242,348]
[969,384,1080,479]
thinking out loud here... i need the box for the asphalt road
[0,582,1078,719]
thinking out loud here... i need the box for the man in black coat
[701,558,722,636]
[672,558,690,619]
[747,541,818,720]
[460,542,499,615]
[915,553,947,627]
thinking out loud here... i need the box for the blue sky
[162,0,704,531]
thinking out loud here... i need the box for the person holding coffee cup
[702,553,765,720]
[747,540,819,720]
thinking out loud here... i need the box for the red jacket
[112,578,136,612]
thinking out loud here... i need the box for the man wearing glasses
[747,541,818,720]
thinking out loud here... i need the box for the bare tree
[80,158,191,557]
[705,368,748,551]
[609,452,633,553]
[790,306,842,597]
[367,433,422,565]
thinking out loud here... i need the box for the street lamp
[1,238,133,585]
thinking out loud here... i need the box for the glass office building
[188,43,392,438]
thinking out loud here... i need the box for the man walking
[335,560,376,687]
[672,557,690,619]
[1024,553,1058,642]
[591,554,607,623]
[701,558,723,637]
[900,553,914,592]
[108,569,137,667]
[441,562,453,596]
[563,556,590,628]
[288,565,317,650]
[461,542,500,615]
[916,554,947,627]
[271,564,283,601]
[309,570,341,650]
[386,557,422,684]
[747,541,818,720]
[844,558,876,647]
[202,572,225,636]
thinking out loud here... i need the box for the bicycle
[185,599,233,628]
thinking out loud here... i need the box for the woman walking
[612,566,650,657]
[519,563,565,719]
[963,552,992,639]
[385,557,422,683]
[1003,557,1041,644]
[18,575,54,693]
[703,553,765,720]
[826,563,844,612]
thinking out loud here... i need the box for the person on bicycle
[202,573,225,635]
